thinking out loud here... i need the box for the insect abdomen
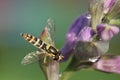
[21,33,43,49]
[20,33,57,52]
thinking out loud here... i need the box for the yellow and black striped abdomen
[20,33,43,49]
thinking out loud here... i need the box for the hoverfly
[21,19,63,65]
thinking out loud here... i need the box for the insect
[21,33,63,61]
[21,19,63,65]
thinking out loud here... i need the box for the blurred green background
[0,0,120,80]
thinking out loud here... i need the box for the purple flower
[60,1,120,79]
[77,26,95,42]
[61,0,120,63]
[66,13,91,43]
[104,0,115,14]
[93,55,120,74]
[61,13,91,61]
[97,24,119,41]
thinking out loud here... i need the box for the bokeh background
[0,0,120,80]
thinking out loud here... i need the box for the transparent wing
[21,50,46,65]
[39,18,55,46]
[21,19,56,65]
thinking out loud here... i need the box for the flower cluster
[61,0,120,75]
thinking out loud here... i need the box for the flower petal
[106,0,120,19]
[66,13,91,42]
[61,13,91,61]
[78,26,95,42]
[97,24,119,41]
[104,0,115,14]
[93,55,120,74]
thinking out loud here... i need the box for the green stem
[39,58,59,80]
